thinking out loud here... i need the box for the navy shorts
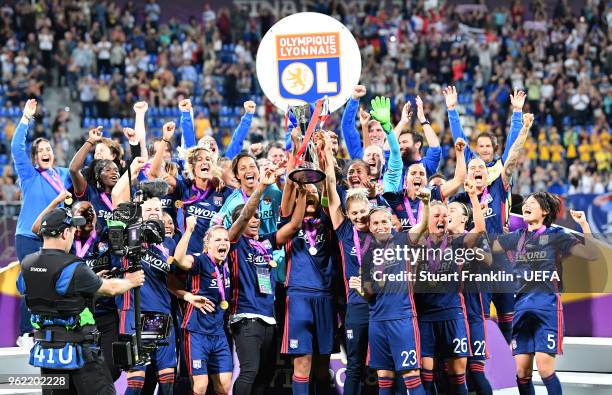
[467,318,489,361]
[120,310,177,371]
[512,309,564,355]
[282,294,334,355]
[418,318,472,358]
[368,317,421,372]
[183,329,233,376]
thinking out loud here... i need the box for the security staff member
[17,208,145,395]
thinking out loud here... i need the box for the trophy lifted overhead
[287,96,330,185]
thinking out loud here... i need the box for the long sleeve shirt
[11,120,72,238]
[447,108,522,184]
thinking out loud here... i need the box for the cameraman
[111,159,178,395]
[17,208,145,394]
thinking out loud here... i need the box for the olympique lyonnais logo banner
[256,12,361,113]
[276,32,341,102]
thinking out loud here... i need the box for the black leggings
[231,318,276,395]
[95,311,121,381]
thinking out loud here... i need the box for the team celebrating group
[12,82,597,395]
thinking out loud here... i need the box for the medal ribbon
[303,219,320,252]
[248,238,272,263]
[514,225,547,261]
[210,255,229,303]
[426,234,448,273]
[352,227,372,268]
[38,168,65,194]
[403,195,423,227]
[181,185,211,206]
[75,230,97,258]
[100,192,113,211]
[479,187,490,205]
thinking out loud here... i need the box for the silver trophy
[288,103,326,184]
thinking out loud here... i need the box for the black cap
[40,208,86,237]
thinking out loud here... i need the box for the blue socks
[404,375,426,395]
[377,377,393,395]
[292,374,309,395]
[125,376,145,395]
[448,373,467,395]
[421,369,436,395]
[497,313,514,344]
[542,373,562,395]
[517,375,535,395]
[468,362,492,395]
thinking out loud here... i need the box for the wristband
[320,196,329,208]
[85,140,95,147]
[420,120,430,126]
[162,138,171,145]
[381,122,393,134]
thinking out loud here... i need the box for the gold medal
[268,260,277,268]
[167,256,175,265]
[220,300,229,310]
[64,197,73,206]
[175,200,184,209]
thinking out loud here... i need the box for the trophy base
[289,164,326,184]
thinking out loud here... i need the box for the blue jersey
[183,253,232,335]
[335,218,370,306]
[362,232,416,321]
[69,230,116,316]
[497,227,578,311]
[175,178,233,254]
[214,184,283,234]
[229,234,278,318]
[451,176,508,235]
[78,186,114,232]
[284,213,334,295]
[384,185,444,231]
[160,176,183,232]
[461,236,492,320]
[414,235,466,321]
[115,237,176,314]
[338,185,389,211]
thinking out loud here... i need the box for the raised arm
[416,96,439,149]
[443,86,474,163]
[224,100,255,159]
[408,189,430,242]
[360,108,372,149]
[382,119,403,193]
[228,168,275,242]
[173,216,196,271]
[275,185,307,245]
[31,190,72,235]
[133,101,149,161]
[70,127,103,196]
[323,133,345,229]
[502,113,533,187]
[123,127,141,160]
[111,157,147,207]
[393,102,411,140]
[11,99,37,182]
[502,90,526,162]
[341,85,366,159]
[280,128,300,217]
[463,179,487,248]
[440,138,467,198]
[568,210,598,261]
[179,99,196,148]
